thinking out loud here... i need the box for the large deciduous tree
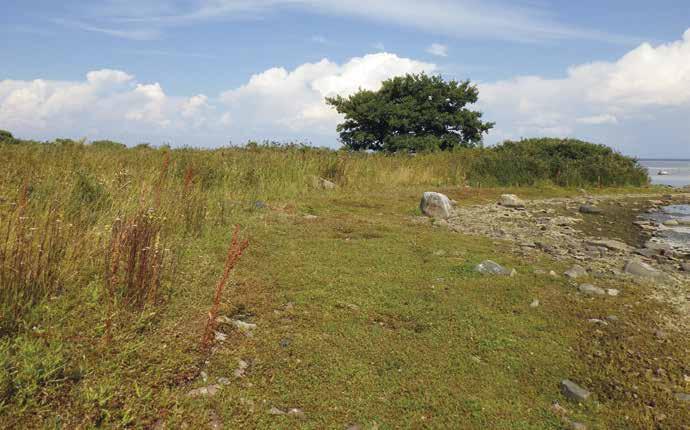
[326,73,494,152]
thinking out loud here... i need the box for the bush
[0,130,17,145]
[90,140,126,150]
[465,138,649,187]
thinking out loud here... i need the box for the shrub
[0,130,17,144]
[465,138,649,187]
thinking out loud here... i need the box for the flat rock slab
[586,239,632,253]
[564,265,588,279]
[561,379,591,403]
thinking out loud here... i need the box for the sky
[1,0,690,157]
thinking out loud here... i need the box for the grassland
[0,141,687,428]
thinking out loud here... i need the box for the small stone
[287,408,306,419]
[655,330,668,339]
[549,270,559,278]
[232,320,257,336]
[187,384,221,398]
[564,265,587,279]
[234,359,249,378]
[579,205,603,214]
[498,194,525,208]
[303,214,318,220]
[606,315,619,322]
[560,379,591,403]
[214,331,227,342]
[624,259,662,278]
[217,377,231,385]
[269,407,286,415]
[200,371,208,382]
[530,299,540,308]
[606,288,620,297]
[663,219,679,226]
[253,200,267,209]
[475,260,515,276]
[568,421,588,430]
[578,284,606,296]
[588,318,608,325]
[279,338,291,348]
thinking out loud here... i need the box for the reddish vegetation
[200,225,249,351]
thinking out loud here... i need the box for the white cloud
[478,28,690,151]
[426,43,448,57]
[2,31,690,156]
[219,53,435,134]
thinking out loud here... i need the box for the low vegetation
[2,133,684,428]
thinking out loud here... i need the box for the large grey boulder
[498,194,525,208]
[624,259,661,278]
[475,260,516,277]
[420,192,454,219]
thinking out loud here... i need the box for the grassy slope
[1,145,687,428]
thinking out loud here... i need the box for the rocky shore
[418,190,690,330]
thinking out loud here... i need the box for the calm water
[640,204,690,252]
[639,159,690,187]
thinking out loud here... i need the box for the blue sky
[2,0,690,157]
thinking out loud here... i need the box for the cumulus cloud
[477,29,690,155]
[426,43,448,57]
[219,53,435,135]
[2,31,690,156]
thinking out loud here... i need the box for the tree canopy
[326,73,494,152]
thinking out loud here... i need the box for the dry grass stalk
[103,210,167,340]
[200,225,249,351]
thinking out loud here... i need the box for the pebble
[186,384,221,398]
[606,288,620,297]
[530,299,540,308]
[234,359,249,378]
[564,265,587,279]
[579,205,603,214]
[475,260,516,276]
[578,284,606,296]
[287,408,306,418]
[303,214,318,220]
[269,407,286,415]
[560,379,592,403]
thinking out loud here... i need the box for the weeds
[103,210,168,340]
[200,225,249,351]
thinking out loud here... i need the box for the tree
[326,73,494,152]
[0,130,17,144]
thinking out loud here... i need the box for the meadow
[2,138,687,428]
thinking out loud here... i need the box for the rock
[624,259,661,278]
[303,214,318,220]
[568,421,588,430]
[663,219,679,226]
[588,318,608,325]
[234,359,249,378]
[316,177,337,190]
[606,288,620,297]
[578,284,606,296]
[279,338,291,348]
[269,407,286,415]
[677,218,690,226]
[217,377,231,385]
[214,331,227,342]
[579,205,603,214]
[475,260,516,276]
[232,320,257,336]
[681,262,690,272]
[564,265,587,279]
[549,270,559,278]
[420,192,454,219]
[287,408,306,419]
[586,239,632,253]
[606,315,619,322]
[530,299,540,308]
[675,393,690,402]
[187,384,221,398]
[560,379,592,403]
[253,200,267,209]
[498,194,525,208]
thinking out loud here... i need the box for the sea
[639,159,690,187]
[638,160,690,252]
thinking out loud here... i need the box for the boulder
[663,219,679,227]
[579,204,603,214]
[420,192,454,219]
[312,176,336,190]
[624,259,661,278]
[560,380,591,403]
[475,260,516,276]
[498,194,525,208]
[681,262,690,272]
